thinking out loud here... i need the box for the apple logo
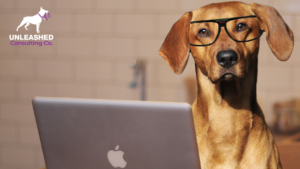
[107,145,127,168]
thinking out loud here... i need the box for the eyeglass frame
[189,15,264,47]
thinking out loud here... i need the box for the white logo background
[107,145,127,168]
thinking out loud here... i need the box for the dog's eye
[198,29,210,37]
[236,23,248,32]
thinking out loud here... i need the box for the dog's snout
[216,50,238,69]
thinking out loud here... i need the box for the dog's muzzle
[216,50,238,69]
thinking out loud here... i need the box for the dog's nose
[216,50,238,69]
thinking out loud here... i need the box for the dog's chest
[199,108,252,166]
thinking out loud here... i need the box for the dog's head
[159,2,293,83]
[39,7,49,16]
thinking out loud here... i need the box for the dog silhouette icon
[16,7,49,33]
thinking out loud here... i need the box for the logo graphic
[10,7,53,47]
[107,145,127,168]
[16,7,49,33]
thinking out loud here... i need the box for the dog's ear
[250,3,294,61]
[159,12,193,74]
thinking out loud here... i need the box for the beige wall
[0,0,299,168]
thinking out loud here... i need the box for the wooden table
[277,132,300,169]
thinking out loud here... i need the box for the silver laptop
[33,97,201,169]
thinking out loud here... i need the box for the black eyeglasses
[189,15,264,46]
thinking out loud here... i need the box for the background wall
[0,0,299,168]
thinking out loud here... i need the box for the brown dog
[159,1,293,169]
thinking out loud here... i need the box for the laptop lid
[33,97,201,169]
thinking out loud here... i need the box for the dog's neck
[194,59,260,131]
[38,10,46,17]
[193,58,269,161]
[195,59,257,110]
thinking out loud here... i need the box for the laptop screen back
[33,97,201,169]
